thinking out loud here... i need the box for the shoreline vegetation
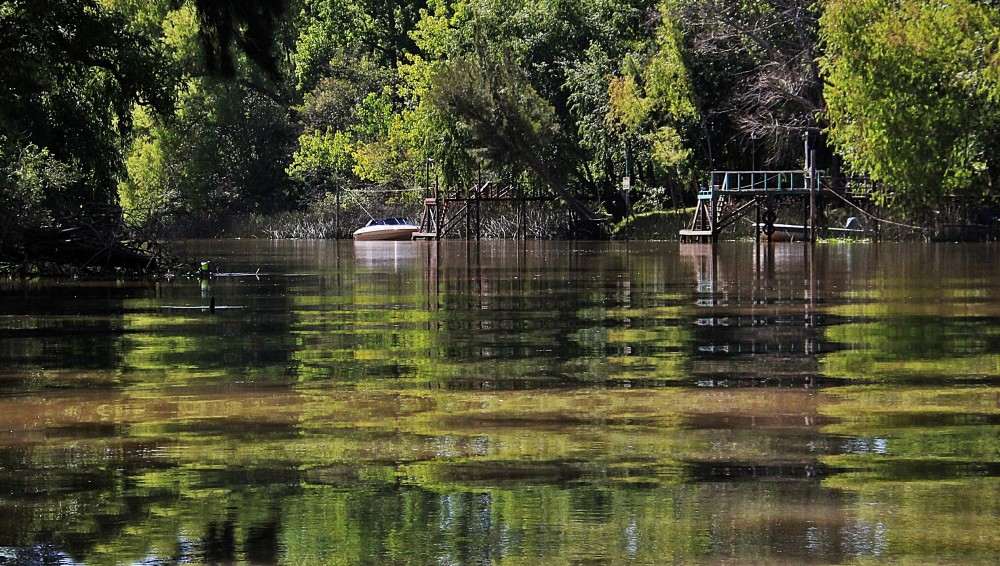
[2,204,994,277]
[167,199,994,243]
[150,207,1000,246]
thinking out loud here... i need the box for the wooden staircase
[679,188,716,242]
[411,197,445,240]
[679,186,763,243]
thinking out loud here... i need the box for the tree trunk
[524,157,607,238]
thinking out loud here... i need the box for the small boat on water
[352,217,420,241]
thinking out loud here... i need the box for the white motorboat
[352,217,420,241]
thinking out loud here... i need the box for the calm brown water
[1,240,999,564]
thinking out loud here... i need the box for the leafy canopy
[821,0,1000,209]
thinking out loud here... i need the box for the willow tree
[426,39,606,235]
[820,0,1000,212]
[395,0,658,232]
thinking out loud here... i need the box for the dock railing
[709,170,820,195]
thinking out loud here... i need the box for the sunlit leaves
[119,0,301,221]
[821,0,1000,210]
[650,126,693,170]
[0,140,79,240]
[291,0,371,93]
[605,11,698,188]
[287,129,357,183]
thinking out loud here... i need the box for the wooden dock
[413,181,555,240]
[679,169,874,243]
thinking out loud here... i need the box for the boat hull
[352,226,419,241]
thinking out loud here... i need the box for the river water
[1,240,998,564]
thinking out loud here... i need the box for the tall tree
[401,0,656,227]
[601,9,700,208]
[426,39,605,233]
[120,0,299,224]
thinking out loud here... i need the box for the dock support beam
[809,149,818,242]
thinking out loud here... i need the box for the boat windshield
[365,218,413,227]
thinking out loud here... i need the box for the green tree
[0,0,171,210]
[291,0,425,94]
[426,35,606,234]
[820,0,1000,211]
[600,9,700,209]
[401,0,658,228]
[286,0,428,212]
[120,1,298,226]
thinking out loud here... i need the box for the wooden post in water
[517,183,523,240]
[465,182,471,239]
[434,173,442,240]
[805,168,812,242]
[711,191,719,243]
[755,201,761,245]
[809,150,818,243]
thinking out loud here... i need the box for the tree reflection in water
[0,240,998,564]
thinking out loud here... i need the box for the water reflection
[0,241,999,563]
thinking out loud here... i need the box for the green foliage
[821,0,1000,210]
[119,1,299,224]
[287,129,357,183]
[423,37,610,232]
[426,44,560,169]
[0,0,172,210]
[297,53,394,132]
[601,6,698,208]
[120,110,178,222]
[404,0,658,224]
[649,126,693,170]
[290,0,371,93]
[642,15,699,124]
[0,139,80,244]
[352,112,421,190]
[15,0,1000,243]
[292,0,425,92]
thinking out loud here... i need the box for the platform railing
[708,170,822,195]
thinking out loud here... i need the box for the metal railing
[708,170,821,195]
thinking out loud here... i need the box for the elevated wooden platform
[680,169,875,242]
[678,229,714,243]
[679,229,713,237]
[414,181,557,240]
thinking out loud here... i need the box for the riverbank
[165,207,692,241]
